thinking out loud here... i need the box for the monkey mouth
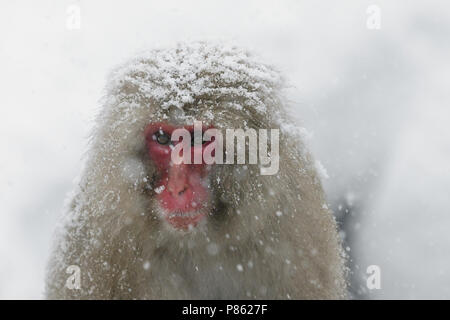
[164,210,206,231]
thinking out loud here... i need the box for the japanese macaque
[46,42,347,299]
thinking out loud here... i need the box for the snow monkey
[46,42,347,299]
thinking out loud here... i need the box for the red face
[145,122,212,230]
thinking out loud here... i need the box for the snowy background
[1,0,449,299]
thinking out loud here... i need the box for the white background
[1,0,449,299]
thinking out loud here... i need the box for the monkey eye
[154,130,171,145]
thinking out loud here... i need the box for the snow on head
[106,41,284,121]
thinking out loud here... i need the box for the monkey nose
[169,185,187,196]
[167,165,190,196]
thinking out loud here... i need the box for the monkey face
[144,122,214,231]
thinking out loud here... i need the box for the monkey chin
[159,207,207,232]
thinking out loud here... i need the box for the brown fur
[46,42,347,299]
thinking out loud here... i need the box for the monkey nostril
[168,185,188,196]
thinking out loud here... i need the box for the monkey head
[46,41,347,300]
[88,41,290,237]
